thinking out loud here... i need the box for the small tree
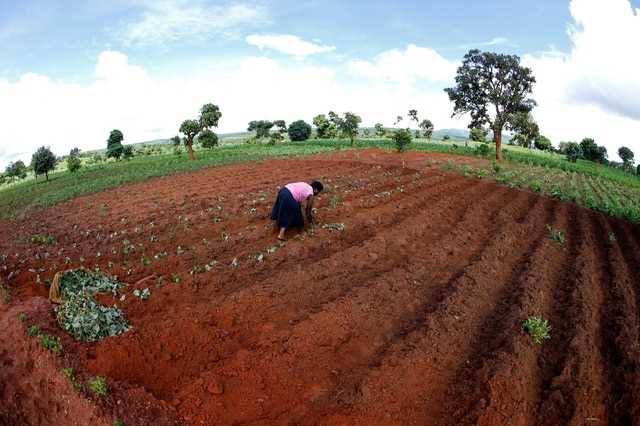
[392,128,413,153]
[198,129,219,149]
[248,120,274,139]
[5,160,28,179]
[469,127,488,143]
[534,135,552,151]
[565,142,582,163]
[313,114,333,139]
[618,146,634,169]
[374,123,385,137]
[288,120,312,141]
[199,104,222,130]
[510,112,540,148]
[67,148,82,173]
[580,138,599,162]
[170,135,181,146]
[179,120,200,160]
[419,119,434,139]
[339,112,362,146]
[106,129,124,160]
[121,145,133,159]
[31,146,57,181]
[445,49,537,160]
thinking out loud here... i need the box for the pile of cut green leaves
[55,270,130,342]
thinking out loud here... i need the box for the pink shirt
[285,182,313,203]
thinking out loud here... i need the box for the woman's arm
[305,196,314,222]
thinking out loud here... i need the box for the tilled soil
[1,148,639,425]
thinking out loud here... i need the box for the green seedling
[40,334,63,354]
[18,313,28,322]
[330,195,340,209]
[133,288,150,300]
[546,225,565,246]
[28,325,42,337]
[171,273,181,284]
[608,232,616,243]
[88,376,109,397]
[523,316,551,344]
[322,223,346,231]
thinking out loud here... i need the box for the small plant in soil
[18,313,28,322]
[171,273,181,284]
[88,376,109,397]
[546,225,565,246]
[133,288,151,300]
[28,325,42,337]
[40,334,63,354]
[63,367,84,391]
[608,232,616,243]
[114,419,124,426]
[322,223,346,231]
[30,234,57,245]
[330,195,340,209]
[523,316,551,344]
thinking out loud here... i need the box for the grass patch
[40,334,63,354]
[88,376,109,397]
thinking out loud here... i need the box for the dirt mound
[1,148,638,425]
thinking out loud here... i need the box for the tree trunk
[188,140,195,161]
[45,171,48,181]
[494,127,503,161]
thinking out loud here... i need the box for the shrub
[534,135,552,151]
[198,129,219,148]
[40,334,63,354]
[288,120,312,141]
[523,316,551,344]
[67,152,82,173]
[32,146,57,181]
[475,144,490,157]
[5,160,28,179]
[391,128,413,152]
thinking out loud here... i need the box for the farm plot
[1,148,639,425]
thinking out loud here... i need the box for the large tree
[5,160,28,179]
[199,103,222,130]
[509,112,540,148]
[445,49,537,160]
[248,120,274,139]
[31,146,57,181]
[339,112,362,146]
[374,123,386,137]
[580,138,607,163]
[107,129,124,160]
[313,114,334,139]
[288,120,312,141]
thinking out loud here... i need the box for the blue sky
[1,0,639,167]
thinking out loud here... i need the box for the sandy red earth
[1,148,639,425]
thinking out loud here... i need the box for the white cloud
[348,44,457,84]
[457,37,516,49]
[246,34,335,57]
[0,50,463,170]
[524,0,640,161]
[118,1,268,46]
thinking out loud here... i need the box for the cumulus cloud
[246,34,335,57]
[524,0,640,160]
[0,50,463,169]
[348,44,457,84]
[118,1,268,46]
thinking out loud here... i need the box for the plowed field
[1,148,639,425]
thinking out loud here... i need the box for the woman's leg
[278,227,286,240]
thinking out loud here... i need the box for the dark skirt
[271,187,304,228]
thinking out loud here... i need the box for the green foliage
[55,270,129,342]
[330,194,339,209]
[339,112,362,146]
[40,334,63,354]
[408,109,419,123]
[534,135,552,151]
[547,225,565,246]
[288,120,312,141]
[28,325,42,336]
[442,135,451,141]
[107,130,124,160]
[31,146,57,181]
[509,112,540,148]
[67,148,82,173]
[30,234,57,245]
[88,376,109,397]
[419,119,434,139]
[565,142,582,163]
[374,123,385,137]
[122,145,134,160]
[469,127,488,143]
[170,135,181,146]
[391,128,413,153]
[523,316,551,344]
[313,114,337,139]
[199,103,222,130]
[322,223,345,231]
[18,313,28,322]
[445,49,536,160]
[618,146,634,168]
[580,138,607,163]
[198,129,219,149]
[475,144,491,157]
[5,160,28,179]
[114,419,124,426]
[248,120,274,139]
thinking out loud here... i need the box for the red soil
[1,148,639,425]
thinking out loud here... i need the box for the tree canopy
[288,120,312,141]
[198,129,219,149]
[469,127,488,143]
[179,120,201,160]
[107,129,124,160]
[509,112,540,149]
[618,146,635,167]
[445,49,536,160]
[31,146,57,181]
[248,120,275,139]
[339,112,362,146]
[199,104,222,130]
[419,119,434,139]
